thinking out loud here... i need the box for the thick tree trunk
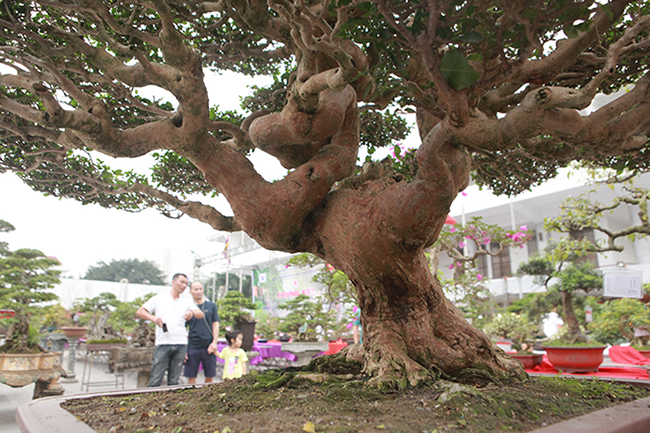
[561,291,587,343]
[309,174,526,388]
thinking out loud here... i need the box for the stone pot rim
[15,379,650,433]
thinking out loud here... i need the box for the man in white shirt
[136,273,204,387]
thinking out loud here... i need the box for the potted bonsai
[483,313,542,369]
[518,253,606,373]
[217,290,257,351]
[590,297,650,358]
[0,219,65,398]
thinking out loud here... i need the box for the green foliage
[439,49,480,90]
[84,259,165,285]
[277,294,335,341]
[0,219,15,256]
[434,217,532,321]
[285,253,358,338]
[0,247,61,352]
[589,298,650,346]
[483,313,537,349]
[216,290,257,328]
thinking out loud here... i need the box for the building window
[476,243,512,279]
[569,229,598,266]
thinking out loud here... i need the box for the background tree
[545,168,650,255]
[589,297,650,347]
[83,258,165,285]
[2,1,650,386]
[0,219,15,256]
[277,293,336,341]
[216,290,257,329]
[0,248,60,353]
[518,253,602,344]
[72,292,126,340]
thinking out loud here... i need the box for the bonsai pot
[234,319,256,352]
[510,353,544,369]
[60,327,88,339]
[0,351,65,399]
[637,350,650,359]
[542,345,606,373]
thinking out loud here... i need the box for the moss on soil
[62,366,650,433]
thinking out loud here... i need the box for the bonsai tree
[2,0,650,386]
[590,297,650,347]
[0,220,61,353]
[518,253,602,344]
[483,313,537,353]
[278,294,336,341]
[432,217,532,322]
[72,292,127,342]
[217,290,257,329]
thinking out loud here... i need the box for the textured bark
[561,291,588,343]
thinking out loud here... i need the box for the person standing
[184,281,220,384]
[217,330,248,380]
[136,273,204,387]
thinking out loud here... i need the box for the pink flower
[457,262,462,267]
[477,274,483,281]
[519,225,528,231]
[482,237,490,245]
[353,306,358,313]
[459,241,466,248]
[461,190,468,196]
[449,263,454,269]
[346,323,353,330]
[449,226,456,233]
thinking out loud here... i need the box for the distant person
[542,309,564,338]
[184,281,220,384]
[216,330,248,380]
[136,273,204,387]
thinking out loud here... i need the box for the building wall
[441,173,650,301]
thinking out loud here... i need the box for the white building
[440,172,650,305]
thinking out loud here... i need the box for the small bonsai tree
[483,313,537,353]
[518,253,602,344]
[0,227,61,353]
[73,292,127,342]
[217,290,257,329]
[278,294,336,341]
[590,297,650,348]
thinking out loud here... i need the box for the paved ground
[1,350,216,433]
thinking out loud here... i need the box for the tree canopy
[1,0,650,385]
[83,258,165,285]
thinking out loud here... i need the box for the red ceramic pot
[542,345,606,373]
[510,353,543,369]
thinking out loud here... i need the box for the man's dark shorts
[184,348,217,378]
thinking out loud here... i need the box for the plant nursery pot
[542,345,606,373]
[60,327,88,339]
[510,353,544,369]
[637,350,650,359]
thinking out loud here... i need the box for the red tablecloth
[526,354,649,380]
[324,340,348,355]
[608,345,650,366]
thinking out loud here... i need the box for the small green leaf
[439,49,480,90]
[564,26,579,39]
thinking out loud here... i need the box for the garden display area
[60,364,650,433]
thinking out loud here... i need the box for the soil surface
[63,366,650,433]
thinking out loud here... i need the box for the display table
[80,343,127,392]
[281,342,329,366]
[216,341,297,368]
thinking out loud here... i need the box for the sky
[0,68,615,281]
